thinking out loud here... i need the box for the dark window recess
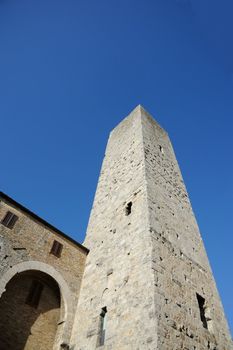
[159,145,163,152]
[98,307,107,346]
[26,280,44,308]
[196,293,208,329]
[125,202,132,216]
[1,211,18,229]
[50,240,63,257]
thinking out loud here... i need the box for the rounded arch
[0,261,74,349]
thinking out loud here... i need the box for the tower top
[111,104,168,136]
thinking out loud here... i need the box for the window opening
[26,280,44,308]
[159,145,164,153]
[99,307,107,346]
[125,202,132,216]
[50,240,63,257]
[1,211,18,229]
[196,293,208,329]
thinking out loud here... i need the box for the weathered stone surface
[0,105,232,350]
[71,106,232,349]
[0,195,87,350]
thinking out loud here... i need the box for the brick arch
[0,261,74,349]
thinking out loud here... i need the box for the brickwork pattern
[72,106,232,350]
[72,107,157,349]
[141,111,232,350]
[0,198,87,349]
[0,106,231,350]
[0,272,60,350]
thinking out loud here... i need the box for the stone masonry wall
[140,109,233,350]
[72,105,232,350]
[1,105,231,350]
[0,196,88,349]
[0,272,60,350]
[71,106,158,349]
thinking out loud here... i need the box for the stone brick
[0,193,88,350]
[71,106,232,350]
[0,105,232,350]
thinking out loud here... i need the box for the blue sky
[0,0,232,336]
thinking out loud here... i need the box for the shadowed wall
[0,271,60,350]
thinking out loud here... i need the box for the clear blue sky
[0,0,232,336]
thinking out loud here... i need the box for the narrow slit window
[159,145,164,153]
[50,240,63,257]
[26,280,44,308]
[125,202,132,216]
[1,211,18,229]
[196,293,208,329]
[99,307,107,346]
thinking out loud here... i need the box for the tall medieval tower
[71,106,232,350]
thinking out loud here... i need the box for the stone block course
[0,105,232,350]
[71,106,232,349]
[0,193,87,349]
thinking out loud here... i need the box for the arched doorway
[0,270,61,350]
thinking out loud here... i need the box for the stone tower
[71,106,232,350]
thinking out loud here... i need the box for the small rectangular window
[196,293,208,329]
[98,307,107,346]
[50,240,63,257]
[1,211,18,229]
[125,202,132,216]
[26,280,44,308]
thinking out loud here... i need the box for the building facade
[0,106,232,349]
[0,193,88,350]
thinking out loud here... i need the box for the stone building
[0,106,232,350]
[0,192,88,350]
